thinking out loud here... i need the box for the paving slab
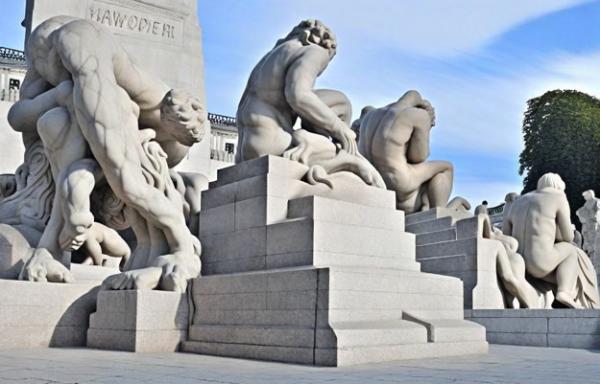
[0,345,598,383]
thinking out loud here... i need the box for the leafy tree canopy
[519,89,600,226]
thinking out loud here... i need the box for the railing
[0,88,19,102]
[210,148,235,163]
[487,203,505,216]
[208,112,236,129]
[0,47,26,65]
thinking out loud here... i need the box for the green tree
[519,90,600,226]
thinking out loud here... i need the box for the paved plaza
[0,345,598,383]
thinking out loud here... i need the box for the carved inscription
[88,4,182,43]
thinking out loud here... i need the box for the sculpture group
[2,16,206,292]
[0,16,598,312]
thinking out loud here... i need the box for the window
[225,143,235,154]
[9,78,20,90]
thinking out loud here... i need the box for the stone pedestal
[182,156,487,366]
[466,309,600,349]
[87,290,188,352]
[408,210,506,309]
[0,280,98,349]
[0,265,119,350]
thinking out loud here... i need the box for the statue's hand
[333,122,358,155]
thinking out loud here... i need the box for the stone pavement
[0,345,599,383]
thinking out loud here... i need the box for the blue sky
[1,0,599,206]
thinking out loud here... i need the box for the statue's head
[277,19,337,58]
[27,16,75,86]
[350,106,374,140]
[504,192,519,203]
[160,89,208,146]
[536,172,566,192]
[582,189,595,201]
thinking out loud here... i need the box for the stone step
[191,267,465,320]
[182,339,488,366]
[211,155,309,189]
[406,216,454,235]
[201,218,418,275]
[87,290,188,352]
[189,319,429,350]
[287,196,405,231]
[416,238,477,260]
[405,207,472,226]
[416,228,457,245]
[0,280,99,349]
[402,312,486,342]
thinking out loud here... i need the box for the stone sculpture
[2,16,207,292]
[356,90,469,214]
[474,207,546,308]
[576,189,600,266]
[235,19,384,189]
[503,173,600,308]
[0,174,17,199]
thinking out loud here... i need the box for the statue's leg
[408,161,453,209]
[497,248,543,308]
[36,106,87,260]
[548,243,580,308]
[312,89,353,125]
[58,159,102,251]
[70,73,199,290]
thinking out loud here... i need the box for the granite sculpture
[235,19,384,189]
[356,90,469,214]
[576,189,600,267]
[503,173,600,308]
[1,16,206,292]
[474,206,545,308]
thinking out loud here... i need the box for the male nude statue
[236,19,383,188]
[357,90,468,213]
[8,16,206,291]
[503,173,600,308]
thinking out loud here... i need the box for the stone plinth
[87,290,188,352]
[408,211,505,309]
[182,156,487,366]
[0,279,99,349]
[466,309,600,349]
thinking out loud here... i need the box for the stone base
[183,266,488,366]
[87,290,188,352]
[408,211,506,309]
[466,309,600,349]
[0,279,99,349]
[184,156,488,366]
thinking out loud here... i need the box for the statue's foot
[101,267,162,290]
[152,237,201,293]
[19,248,74,283]
[555,290,582,309]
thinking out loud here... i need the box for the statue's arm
[7,80,69,133]
[557,197,574,242]
[284,46,347,138]
[405,108,433,163]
